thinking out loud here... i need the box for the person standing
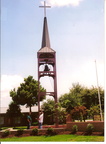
[38,111,44,129]
[27,112,32,129]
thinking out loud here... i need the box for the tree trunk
[29,106,32,113]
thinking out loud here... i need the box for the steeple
[38,1,55,53]
[38,16,55,53]
[41,17,51,48]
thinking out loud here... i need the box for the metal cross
[39,1,51,17]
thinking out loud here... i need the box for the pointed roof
[42,17,50,48]
[38,17,55,53]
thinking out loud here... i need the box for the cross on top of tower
[39,1,51,17]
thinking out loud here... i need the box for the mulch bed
[31,124,66,129]
[0,131,103,139]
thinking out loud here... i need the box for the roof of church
[38,17,55,53]
[38,46,55,53]
[0,106,38,114]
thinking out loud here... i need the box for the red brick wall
[66,121,104,132]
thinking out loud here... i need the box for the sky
[1,0,105,108]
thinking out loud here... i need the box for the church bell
[44,64,50,71]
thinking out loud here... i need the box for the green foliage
[86,123,94,135]
[42,99,66,124]
[16,129,24,136]
[71,125,78,134]
[2,130,10,137]
[46,127,56,135]
[13,126,26,130]
[6,102,22,117]
[59,83,84,112]
[81,86,104,109]
[57,105,66,124]
[32,122,38,126]
[88,105,100,117]
[10,76,46,112]
[41,83,104,124]
[59,83,104,114]
[41,99,55,124]
[71,106,88,121]
[59,93,79,113]
[42,99,55,113]
[6,102,22,127]
[31,128,38,136]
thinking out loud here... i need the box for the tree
[59,83,104,113]
[41,99,55,113]
[41,99,66,124]
[80,88,92,109]
[88,105,100,120]
[59,83,84,113]
[41,99,55,124]
[90,86,104,110]
[71,105,88,122]
[81,86,104,110]
[6,102,22,127]
[59,93,76,113]
[10,76,46,112]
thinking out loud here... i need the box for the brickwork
[66,121,104,132]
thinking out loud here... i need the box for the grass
[13,126,27,129]
[0,135,104,142]
[0,126,27,130]
[0,127,10,131]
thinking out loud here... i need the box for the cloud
[1,75,24,107]
[41,0,83,7]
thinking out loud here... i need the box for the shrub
[16,129,24,136]
[71,125,78,134]
[31,128,38,136]
[86,123,94,135]
[46,127,56,136]
[2,130,10,137]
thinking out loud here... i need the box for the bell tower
[37,1,58,127]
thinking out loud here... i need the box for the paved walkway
[0,125,66,132]
[1,128,18,132]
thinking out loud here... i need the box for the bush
[86,123,94,135]
[31,128,38,136]
[2,130,10,137]
[46,127,56,136]
[16,129,24,136]
[71,125,78,134]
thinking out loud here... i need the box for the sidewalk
[0,127,66,137]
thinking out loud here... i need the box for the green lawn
[13,126,27,129]
[0,135,104,142]
[0,126,27,131]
